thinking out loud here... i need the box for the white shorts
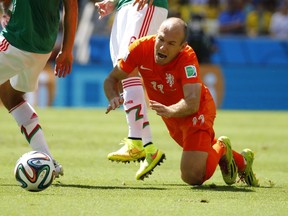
[0,35,51,92]
[110,4,168,66]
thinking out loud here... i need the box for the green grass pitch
[1,107,288,215]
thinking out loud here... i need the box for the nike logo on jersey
[140,65,152,71]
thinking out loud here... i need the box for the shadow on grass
[0,182,265,192]
[0,183,20,187]
[143,183,257,192]
[52,182,259,192]
[53,182,167,190]
[191,184,256,192]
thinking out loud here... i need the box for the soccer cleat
[107,138,146,163]
[218,136,238,185]
[135,149,165,180]
[238,149,260,187]
[53,160,64,178]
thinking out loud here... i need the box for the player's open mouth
[157,53,167,59]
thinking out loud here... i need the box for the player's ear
[180,41,188,51]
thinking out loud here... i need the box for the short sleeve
[179,47,201,85]
[118,39,142,74]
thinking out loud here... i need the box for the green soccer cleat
[107,138,146,163]
[136,149,165,180]
[238,149,260,187]
[218,136,238,185]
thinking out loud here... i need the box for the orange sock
[203,149,219,182]
[233,150,246,172]
[203,143,225,182]
[212,140,226,158]
[211,137,217,145]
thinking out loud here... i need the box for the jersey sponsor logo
[185,65,197,78]
[140,65,152,71]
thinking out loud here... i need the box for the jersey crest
[166,73,174,87]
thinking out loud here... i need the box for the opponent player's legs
[120,77,166,180]
[108,5,168,164]
[0,46,63,177]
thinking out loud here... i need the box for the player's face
[154,27,186,65]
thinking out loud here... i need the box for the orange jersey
[119,35,216,150]
[119,35,215,115]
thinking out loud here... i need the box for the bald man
[103,17,259,187]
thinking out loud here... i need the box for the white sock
[122,77,152,145]
[10,101,53,158]
[142,108,153,145]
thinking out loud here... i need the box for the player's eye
[157,37,164,42]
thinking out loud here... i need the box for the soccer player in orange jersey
[104,17,259,186]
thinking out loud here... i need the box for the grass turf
[1,108,288,215]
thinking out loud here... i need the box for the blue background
[53,36,288,110]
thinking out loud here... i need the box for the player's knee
[0,82,25,110]
[181,170,205,186]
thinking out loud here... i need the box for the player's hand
[149,100,172,118]
[54,51,73,78]
[95,0,116,19]
[105,96,124,114]
[1,14,10,28]
[133,0,153,11]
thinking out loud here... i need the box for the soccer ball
[14,151,56,192]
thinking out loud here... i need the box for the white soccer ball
[14,151,56,192]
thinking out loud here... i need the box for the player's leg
[214,138,259,187]
[181,150,209,185]
[239,149,259,186]
[0,82,63,177]
[216,136,238,185]
[128,4,170,173]
[180,129,222,185]
[106,76,146,162]
[120,78,165,180]
[235,149,259,187]
[107,5,167,163]
[0,46,63,178]
[107,6,145,162]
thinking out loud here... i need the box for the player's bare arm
[0,0,12,11]
[133,0,153,11]
[0,0,11,28]
[150,83,201,118]
[54,0,78,78]
[104,66,128,113]
[95,0,117,20]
